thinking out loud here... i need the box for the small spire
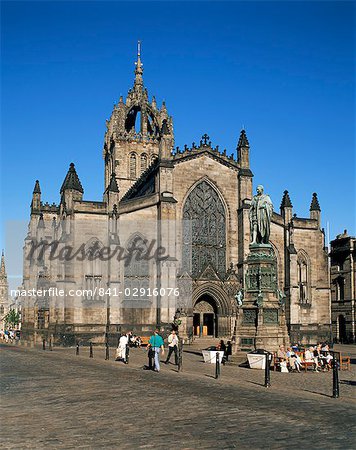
[310,192,321,211]
[280,190,293,208]
[33,180,41,194]
[237,129,249,148]
[108,173,119,193]
[0,250,6,278]
[60,163,84,194]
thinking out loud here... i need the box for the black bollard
[76,341,79,356]
[264,352,271,387]
[125,344,129,364]
[178,342,183,372]
[332,352,340,398]
[215,351,221,379]
[105,342,109,360]
[49,338,53,351]
[42,339,46,351]
[89,342,93,358]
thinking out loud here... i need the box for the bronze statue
[249,185,273,245]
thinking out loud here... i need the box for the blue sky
[1,1,355,262]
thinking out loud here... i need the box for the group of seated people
[276,342,334,372]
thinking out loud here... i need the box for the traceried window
[84,240,103,301]
[183,181,226,278]
[129,153,137,179]
[140,153,148,174]
[297,252,309,304]
[124,235,150,304]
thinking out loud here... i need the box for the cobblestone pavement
[1,343,355,449]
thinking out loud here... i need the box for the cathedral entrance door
[193,296,217,337]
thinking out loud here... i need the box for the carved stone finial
[280,190,293,209]
[201,134,210,146]
[310,192,321,211]
[238,129,249,148]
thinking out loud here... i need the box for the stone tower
[0,251,9,323]
[103,42,174,199]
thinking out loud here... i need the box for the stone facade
[0,251,11,328]
[19,48,331,347]
[330,230,356,343]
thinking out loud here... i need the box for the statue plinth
[234,243,289,352]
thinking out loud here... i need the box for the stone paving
[1,342,355,449]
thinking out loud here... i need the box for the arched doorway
[193,296,218,337]
[338,315,347,343]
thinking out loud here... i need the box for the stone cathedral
[20,48,331,348]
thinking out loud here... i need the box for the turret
[105,173,120,211]
[159,119,174,159]
[280,190,293,224]
[310,192,321,227]
[31,180,41,212]
[60,163,84,210]
[237,129,250,169]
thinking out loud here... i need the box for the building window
[297,252,309,304]
[84,240,103,301]
[124,235,149,304]
[335,277,345,301]
[140,153,148,174]
[129,153,137,179]
[183,180,226,277]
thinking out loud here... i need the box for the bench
[340,353,351,371]
[272,353,287,371]
[140,336,150,347]
[300,360,315,371]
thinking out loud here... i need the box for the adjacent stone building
[19,48,331,346]
[0,251,11,329]
[330,230,356,343]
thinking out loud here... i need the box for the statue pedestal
[234,244,289,352]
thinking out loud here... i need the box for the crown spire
[134,40,143,88]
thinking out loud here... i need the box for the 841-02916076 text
[95,287,180,297]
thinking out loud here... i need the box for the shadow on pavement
[340,379,356,386]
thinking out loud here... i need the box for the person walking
[115,332,128,363]
[148,329,165,372]
[165,330,179,365]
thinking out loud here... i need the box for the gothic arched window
[84,239,103,301]
[140,153,148,174]
[129,153,137,179]
[124,235,150,304]
[297,251,310,304]
[183,181,226,277]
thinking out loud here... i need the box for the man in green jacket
[148,329,165,372]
